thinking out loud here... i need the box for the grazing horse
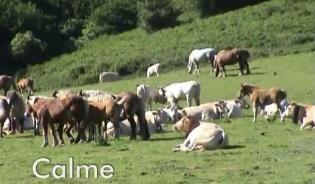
[17,78,34,95]
[0,75,16,95]
[115,91,150,140]
[214,48,250,77]
[0,96,10,137]
[187,48,217,74]
[6,91,25,134]
[236,83,287,122]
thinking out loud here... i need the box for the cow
[147,63,161,77]
[99,72,121,83]
[136,84,158,110]
[283,103,315,130]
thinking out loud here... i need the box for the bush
[10,31,47,65]
[138,0,181,32]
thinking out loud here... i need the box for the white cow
[157,80,201,110]
[187,48,217,74]
[136,84,158,110]
[147,63,160,78]
[99,72,121,83]
[225,99,250,119]
[3,113,34,131]
[262,99,289,122]
[173,122,229,152]
[78,90,115,102]
[283,103,315,130]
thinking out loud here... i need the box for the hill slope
[24,0,315,90]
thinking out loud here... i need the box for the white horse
[187,48,217,74]
[157,80,201,110]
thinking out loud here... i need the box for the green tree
[10,31,47,65]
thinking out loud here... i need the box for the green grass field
[1,52,314,183]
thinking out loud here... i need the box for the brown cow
[173,115,200,138]
[236,83,287,122]
[115,91,150,140]
[17,78,34,95]
[0,75,16,95]
[284,103,315,130]
[213,48,250,77]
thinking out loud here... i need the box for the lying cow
[147,63,160,78]
[174,101,228,123]
[156,80,201,110]
[172,116,229,152]
[283,103,315,130]
[224,99,249,119]
[262,99,288,122]
[136,84,158,110]
[99,72,121,83]
[78,90,115,102]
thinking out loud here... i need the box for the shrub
[10,31,47,65]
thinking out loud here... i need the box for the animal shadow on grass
[15,134,34,139]
[222,145,246,150]
[227,72,264,77]
[150,136,183,142]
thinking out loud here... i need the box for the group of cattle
[0,47,314,152]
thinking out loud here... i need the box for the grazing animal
[85,96,124,142]
[147,63,161,77]
[115,91,150,140]
[0,75,16,95]
[156,80,201,110]
[136,84,158,110]
[187,48,217,74]
[214,48,250,77]
[17,78,34,95]
[6,91,26,134]
[99,72,121,83]
[225,99,250,119]
[283,103,315,130]
[0,96,10,137]
[236,83,287,122]
[51,90,76,99]
[172,117,229,152]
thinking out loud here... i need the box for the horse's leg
[50,123,58,147]
[128,116,137,140]
[238,61,244,75]
[252,102,258,123]
[41,119,49,148]
[75,120,86,143]
[245,61,250,74]
[186,94,192,107]
[96,122,103,142]
[0,121,3,137]
[57,122,65,145]
[19,118,24,133]
[64,122,75,144]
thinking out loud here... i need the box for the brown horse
[38,95,88,147]
[0,75,16,95]
[115,91,150,140]
[25,96,53,135]
[214,48,250,77]
[6,91,25,134]
[85,98,124,142]
[236,83,287,122]
[17,78,34,95]
[0,96,10,137]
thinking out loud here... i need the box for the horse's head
[6,90,19,107]
[236,83,256,99]
[234,98,250,109]
[155,88,167,104]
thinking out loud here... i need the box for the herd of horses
[0,47,312,151]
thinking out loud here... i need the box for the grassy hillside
[23,0,315,90]
[1,52,314,184]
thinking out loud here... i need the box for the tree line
[0,0,264,70]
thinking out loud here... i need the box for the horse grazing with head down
[0,75,16,96]
[236,83,287,122]
[187,48,217,74]
[17,78,34,95]
[115,91,150,140]
[214,48,250,77]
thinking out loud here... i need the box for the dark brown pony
[214,48,250,77]
[0,96,10,137]
[0,75,16,95]
[115,91,150,140]
[17,78,34,95]
[236,83,287,122]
